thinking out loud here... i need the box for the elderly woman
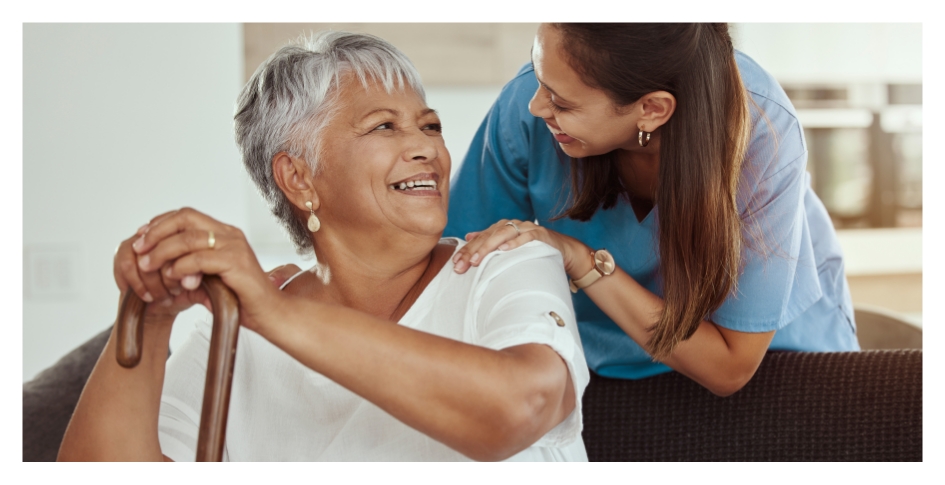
[58,31,588,462]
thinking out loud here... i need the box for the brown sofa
[23,325,922,461]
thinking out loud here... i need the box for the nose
[404,128,439,164]
[528,85,550,119]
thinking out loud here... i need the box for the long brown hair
[552,23,751,360]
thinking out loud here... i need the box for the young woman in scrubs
[446,23,860,396]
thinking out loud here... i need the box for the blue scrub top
[444,51,860,379]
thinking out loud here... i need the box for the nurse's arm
[453,221,774,396]
[581,263,774,397]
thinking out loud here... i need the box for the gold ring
[207,230,216,250]
[505,221,521,236]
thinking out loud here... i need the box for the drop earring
[305,201,321,232]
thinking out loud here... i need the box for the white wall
[23,24,246,381]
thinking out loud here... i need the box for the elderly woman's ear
[272,151,320,212]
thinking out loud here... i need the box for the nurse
[446,23,860,396]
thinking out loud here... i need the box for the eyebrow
[360,107,438,121]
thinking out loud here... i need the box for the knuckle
[119,259,136,273]
[187,229,203,247]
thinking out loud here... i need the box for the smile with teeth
[390,179,438,191]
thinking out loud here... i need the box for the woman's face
[528,24,641,158]
[313,77,450,242]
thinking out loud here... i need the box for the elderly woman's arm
[132,209,579,462]
[58,317,176,461]
[263,300,575,461]
[58,230,198,461]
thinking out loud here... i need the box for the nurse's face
[528,23,642,159]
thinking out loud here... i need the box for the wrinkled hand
[129,207,283,332]
[451,219,590,277]
[114,222,212,323]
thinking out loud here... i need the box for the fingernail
[162,298,173,307]
[470,253,480,264]
[452,253,461,263]
[499,244,509,251]
[132,236,144,252]
[169,287,181,296]
[136,224,149,235]
[183,275,202,290]
[165,266,174,277]
[453,260,466,273]
[268,275,276,282]
[138,255,150,269]
[142,292,153,302]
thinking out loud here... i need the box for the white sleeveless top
[157,239,589,461]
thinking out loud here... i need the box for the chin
[560,142,613,160]
[558,143,591,159]
[411,217,448,239]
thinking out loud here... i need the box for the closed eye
[547,99,568,114]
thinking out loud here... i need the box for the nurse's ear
[272,151,321,213]
[633,90,676,133]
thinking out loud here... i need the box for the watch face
[594,249,616,276]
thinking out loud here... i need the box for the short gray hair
[235,30,426,255]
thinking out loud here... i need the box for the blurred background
[22,23,922,381]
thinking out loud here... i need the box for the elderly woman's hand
[129,207,284,333]
[452,219,591,277]
[113,221,212,323]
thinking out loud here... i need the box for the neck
[304,229,440,320]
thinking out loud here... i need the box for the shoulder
[735,51,807,186]
[489,62,540,121]
[469,240,570,299]
[504,62,540,100]
[478,240,566,276]
[736,50,795,115]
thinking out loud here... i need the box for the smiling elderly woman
[57,31,589,462]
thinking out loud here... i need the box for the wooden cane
[115,275,240,462]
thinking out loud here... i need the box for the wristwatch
[569,249,616,293]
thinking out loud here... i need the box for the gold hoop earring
[305,201,321,233]
[638,130,651,148]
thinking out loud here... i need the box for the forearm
[58,319,172,461]
[583,268,770,396]
[260,298,572,461]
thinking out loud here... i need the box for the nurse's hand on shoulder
[452,219,590,276]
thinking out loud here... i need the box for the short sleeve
[711,102,823,332]
[444,64,539,238]
[470,241,590,448]
[157,317,213,462]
